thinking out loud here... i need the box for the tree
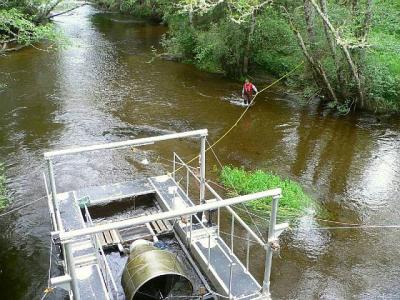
[177,0,273,75]
[0,0,64,53]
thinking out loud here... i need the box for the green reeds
[220,166,312,218]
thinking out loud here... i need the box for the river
[0,5,399,300]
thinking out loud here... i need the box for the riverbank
[0,1,79,53]
[91,0,400,115]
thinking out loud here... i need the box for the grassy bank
[0,164,8,210]
[220,166,312,218]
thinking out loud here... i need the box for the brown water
[0,5,399,300]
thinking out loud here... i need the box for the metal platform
[45,130,285,300]
[56,191,110,300]
[76,264,110,300]
[149,175,263,299]
[74,179,154,207]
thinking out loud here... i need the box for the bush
[220,166,312,218]
[252,8,301,77]
[194,20,245,75]
[161,15,197,60]
[0,8,59,48]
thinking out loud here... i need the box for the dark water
[0,5,399,300]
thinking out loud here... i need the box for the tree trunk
[361,0,373,41]
[284,8,338,103]
[243,10,257,75]
[319,0,343,90]
[309,0,365,107]
[303,0,316,50]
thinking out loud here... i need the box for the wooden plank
[114,229,123,243]
[153,201,173,231]
[119,225,152,243]
[163,220,173,231]
[97,233,106,247]
[144,211,161,233]
[156,219,167,231]
[104,231,113,244]
[110,229,121,243]
[151,221,161,233]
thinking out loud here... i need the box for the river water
[0,5,399,300]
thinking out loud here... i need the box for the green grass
[220,166,312,218]
[0,163,8,210]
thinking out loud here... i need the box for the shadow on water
[0,4,399,299]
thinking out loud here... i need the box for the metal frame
[45,130,208,300]
[44,129,287,300]
[54,189,280,241]
[44,129,208,159]
[173,152,288,299]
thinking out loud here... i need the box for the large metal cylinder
[122,240,194,300]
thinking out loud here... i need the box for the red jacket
[242,83,258,95]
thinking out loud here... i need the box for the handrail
[44,129,208,159]
[84,206,119,300]
[191,213,233,264]
[204,181,266,248]
[174,153,253,268]
[174,152,267,248]
[43,173,58,232]
[57,189,280,241]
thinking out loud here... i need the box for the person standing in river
[242,79,258,106]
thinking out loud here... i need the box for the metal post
[186,167,189,196]
[217,207,220,237]
[230,215,235,253]
[189,215,193,247]
[198,135,206,222]
[207,234,211,270]
[65,242,80,300]
[262,195,280,296]
[246,238,250,272]
[43,173,58,231]
[229,262,235,299]
[185,218,189,244]
[47,159,58,220]
[200,135,206,204]
[173,152,176,181]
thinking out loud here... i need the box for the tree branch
[48,3,87,19]
[308,0,365,107]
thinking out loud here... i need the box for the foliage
[0,163,8,210]
[220,166,312,217]
[91,0,400,113]
[252,7,301,77]
[0,0,63,52]
[0,8,58,45]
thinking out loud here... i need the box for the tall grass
[0,163,8,210]
[220,166,312,218]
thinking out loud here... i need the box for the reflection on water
[0,5,399,299]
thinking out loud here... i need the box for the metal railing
[83,205,120,300]
[172,152,267,295]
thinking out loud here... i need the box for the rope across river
[174,61,305,173]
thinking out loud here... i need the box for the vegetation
[220,166,312,217]
[0,163,8,210]
[92,0,400,113]
[0,0,64,53]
